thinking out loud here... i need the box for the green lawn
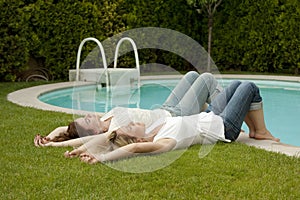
[1,82,300,200]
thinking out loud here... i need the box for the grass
[1,81,300,200]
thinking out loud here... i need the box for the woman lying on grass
[79,81,280,164]
[34,71,222,146]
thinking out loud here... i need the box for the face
[74,114,104,134]
[117,122,146,138]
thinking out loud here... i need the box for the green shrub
[25,0,126,80]
[0,0,126,81]
[1,0,299,81]
[212,0,300,74]
[0,0,30,81]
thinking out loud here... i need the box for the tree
[187,0,222,71]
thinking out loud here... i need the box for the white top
[150,112,230,150]
[101,107,172,132]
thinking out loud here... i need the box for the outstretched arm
[64,133,111,158]
[44,134,100,147]
[46,126,68,139]
[80,138,176,164]
[34,126,68,147]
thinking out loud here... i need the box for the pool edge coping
[7,74,300,158]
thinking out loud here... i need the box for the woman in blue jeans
[80,81,279,164]
[160,71,222,116]
[207,80,277,141]
[35,71,222,146]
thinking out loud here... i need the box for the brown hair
[51,121,94,142]
[49,122,79,142]
[108,131,137,147]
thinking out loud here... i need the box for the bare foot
[251,130,280,142]
[249,131,256,139]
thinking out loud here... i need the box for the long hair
[49,122,79,142]
[108,131,137,147]
[51,121,94,142]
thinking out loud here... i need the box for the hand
[34,134,50,147]
[64,150,79,158]
[80,152,99,164]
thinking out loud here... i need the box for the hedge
[212,0,300,74]
[0,0,299,81]
[0,0,126,81]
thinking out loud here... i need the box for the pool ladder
[75,37,141,111]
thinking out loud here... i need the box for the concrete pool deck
[7,74,300,158]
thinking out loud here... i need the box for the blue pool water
[39,79,300,146]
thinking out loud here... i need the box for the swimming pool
[38,79,300,146]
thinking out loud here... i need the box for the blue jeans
[208,81,263,141]
[161,71,223,116]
